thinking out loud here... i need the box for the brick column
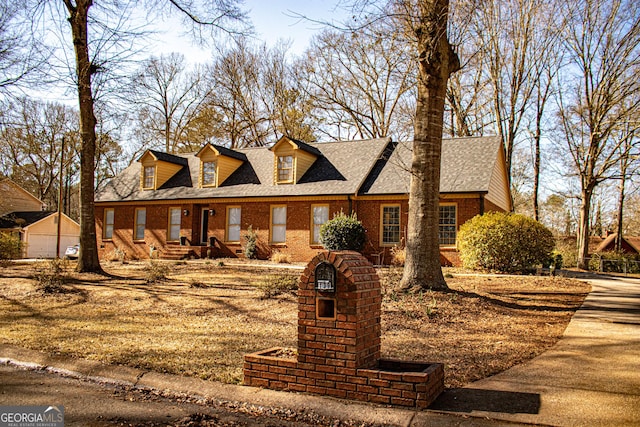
[297,251,381,373]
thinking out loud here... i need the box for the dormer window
[195,144,246,189]
[137,150,187,191]
[202,161,217,187]
[270,136,321,185]
[277,156,293,183]
[143,166,155,189]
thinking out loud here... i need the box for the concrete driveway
[431,274,640,426]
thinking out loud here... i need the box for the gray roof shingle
[96,136,502,203]
[360,136,502,195]
[96,138,392,202]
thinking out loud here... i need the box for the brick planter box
[244,348,444,408]
[243,251,444,408]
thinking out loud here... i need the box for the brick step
[160,245,204,260]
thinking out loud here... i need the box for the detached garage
[0,211,80,259]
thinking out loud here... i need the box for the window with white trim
[271,206,287,243]
[381,205,400,245]
[277,156,293,183]
[104,208,114,239]
[202,161,216,186]
[143,166,155,189]
[168,207,181,241]
[226,207,241,242]
[439,204,457,246]
[134,208,146,241]
[311,205,329,244]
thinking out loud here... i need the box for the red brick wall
[96,194,504,263]
[243,251,444,408]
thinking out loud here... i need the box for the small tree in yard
[0,233,22,265]
[319,212,366,252]
[458,212,555,274]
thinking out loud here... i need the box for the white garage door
[27,234,79,258]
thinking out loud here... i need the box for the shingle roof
[0,211,54,229]
[96,136,502,203]
[96,138,392,202]
[147,150,189,166]
[360,136,502,195]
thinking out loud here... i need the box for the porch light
[183,209,189,216]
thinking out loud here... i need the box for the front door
[200,208,209,245]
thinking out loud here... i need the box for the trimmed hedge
[319,212,366,251]
[458,212,555,273]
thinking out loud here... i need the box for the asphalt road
[0,364,338,426]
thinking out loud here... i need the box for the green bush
[244,225,258,259]
[319,212,366,251]
[0,232,22,264]
[589,251,640,273]
[458,212,555,273]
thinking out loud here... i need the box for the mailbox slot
[314,262,336,293]
[316,297,336,320]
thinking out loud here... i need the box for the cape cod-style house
[94,136,511,265]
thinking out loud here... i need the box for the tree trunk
[400,0,459,292]
[66,0,104,274]
[576,188,592,270]
[616,162,627,252]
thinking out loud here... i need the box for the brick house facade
[95,136,511,265]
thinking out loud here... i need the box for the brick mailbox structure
[244,251,444,408]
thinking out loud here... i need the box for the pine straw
[0,261,589,388]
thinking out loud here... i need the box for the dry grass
[0,260,590,388]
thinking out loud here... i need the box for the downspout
[348,195,353,214]
[480,193,485,215]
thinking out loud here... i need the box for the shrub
[391,246,405,266]
[143,260,170,284]
[590,251,640,273]
[0,232,22,265]
[458,212,555,273]
[319,212,366,252]
[257,274,298,299]
[270,251,291,264]
[243,225,258,259]
[35,259,69,294]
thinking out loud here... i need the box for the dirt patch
[0,260,590,389]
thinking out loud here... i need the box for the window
[439,204,457,246]
[202,161,216,186]
[271,206,287,243]
[381,205,401,245]
[311,205,329,244]
[226,207,241,242]
[134,208,146,240]
[143,166,155,189]
[103,208,114,240]
[168,207,181,241]
[277,156,293,183]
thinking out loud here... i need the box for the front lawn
[0,260,590,388]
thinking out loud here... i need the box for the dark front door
[200,208,209,244]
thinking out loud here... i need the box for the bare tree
[476,0,556,195]
[613,123,640,251]
[557,0,640,269]
[126,53,214,153]
[27,0,248,273]
[0,98,79,209]
[303,25,415,140]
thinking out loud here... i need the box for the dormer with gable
[138,150,188,191]
[195,144,247,188]
[269,136,321,185]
